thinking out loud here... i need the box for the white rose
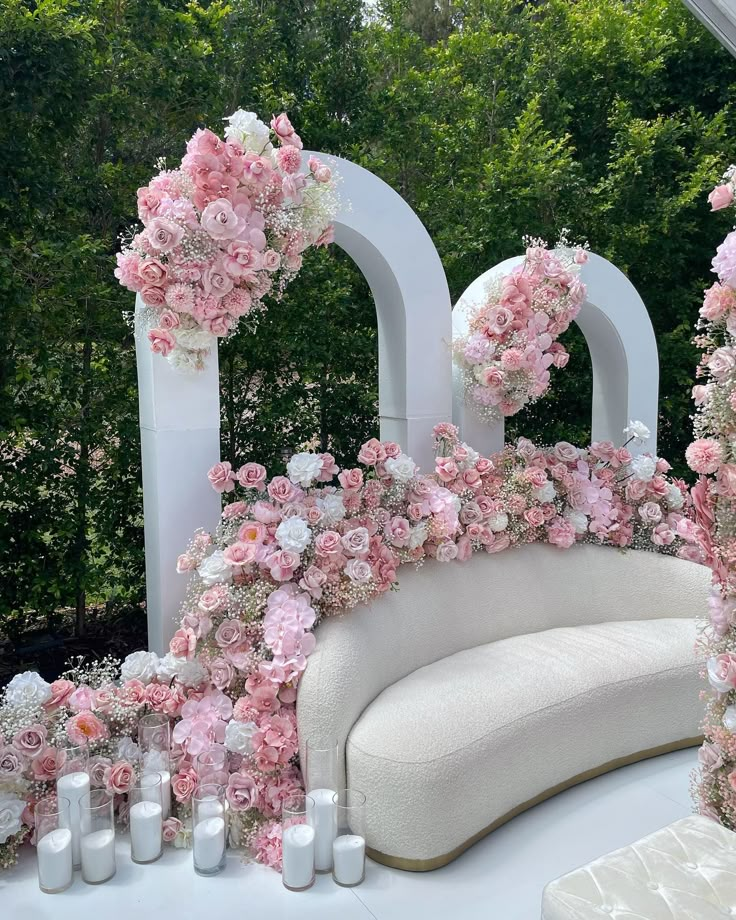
[624,420,651,443]
[276,517,312,554]
[533,481,556,503]
[4,671,52,708]
[156,653,181,683]
[488,512,508,533]
[117,738,141,763]
[630,455,657,482]
[345,558,372,583]
[384,453,417,483]
[286,452,323,487]
[666,483,684,510]
[120,650,160,685]
[408,523,428,550]
[707,657,735,693]
[317,492,345,524]
[198,550,233,586]
[0,793,26,844]
[638,501,662,524]
[225,720,257,755]
[175,658,207,688]
[724,705,736,732]
[461,443,480,468]
[224,109,272,153]
[564,510,588,534]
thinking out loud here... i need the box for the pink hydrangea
[686,438,723,475]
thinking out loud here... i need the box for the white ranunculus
[317,492,345,524]
[224,109,272,154]
[276,517,312,554]
[384,453,417,484]
[488,512,509,533]
[666,483,684,510]
[117,738,141,763]
[225,720,257,755]
[120,650,160,685]
[0,793,26,844]
[408,523,428,551]
[724,705,736,732]
[533,481,556,503]
[564,510,588,534]
[198,550,233,586]
[630,455,657,482]
[175,658,207,688]
[4,671,52,708]
[624,420,651,443]
[286,452,323,487]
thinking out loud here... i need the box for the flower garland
[453,237,588,421]
[115,109,341,372]
[688,167,736,827]
[0,426,699,869]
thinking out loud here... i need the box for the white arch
[452,251,659,457]
[136,154,452,652]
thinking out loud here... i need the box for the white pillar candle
[130,800,163,863]
[37,827,73,893]
[143,769,171,819]
[307,788,336,872]
[193,816,225,873]
[333,834,365,886]
[57,771,90,867]
[80,828,116,884]
[282,823,315,890]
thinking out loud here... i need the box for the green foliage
[2,0,735,638]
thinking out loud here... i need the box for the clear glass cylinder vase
[138,712,172,819]
[79,790,116,885]
[129,773,163,864]
[332,789,367,887]
[192,783,226,876]
[282,793,316,892]
[36,795,73,894]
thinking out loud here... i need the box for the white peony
[286,452,323,487]
[120,650,160,685]
[0,793,26,844]
[224,109,272,154]
[630,455,657,482]
[533,481,556,503]
[317,492,345,524]
[176,658,207,688]
[4,671,51,708]
[156,653,181,684]
[666,483,684,510]
[276,517,312,554]
[488,512,509,533]
[724,705,736,732]
[225,719,257,755]
[384,453,417,484]
[408,523,428,551]
[198,550,233,586]
[564,510,588,534]
[624,420,651,443]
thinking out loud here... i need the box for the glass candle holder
[195,748,229,786]
[192,783,226,876]
[305,737,338,872]
[129,774,163,864]
[138,713,172,819]
[282,794,316,892]
[79,790,116,885]
[36,796,73,894]
[56,742,89,869]
[332,789,367,887]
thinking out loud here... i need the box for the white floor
[1,747,697,920]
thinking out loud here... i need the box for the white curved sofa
[297,544,709,870]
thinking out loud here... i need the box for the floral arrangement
[115,109,341,371]
[688,166,736,827]
[453,237,588,422]
[1,426,699,870]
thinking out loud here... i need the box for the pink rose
[169,627,198,660]
[226,771,259,811]
[388,516,411,547]
[203,259,235,299]
[32,746,63,781]
[13,723,47,758]
[0,746,24,779]
[88,755,112,788]
[68,685,96,712]
[315,530,342,556]
[104,760,135,795]
[357,438,387,466]
[210,657,235,690]
[45,678,75,710]
[208,461,235,493]
[271,113,295,139]
[435,541,458,562]
[708,184,734,211]
[163,817,183,843]
[172,767,198,804]
[138,258,168,285]
[267,550,300,581]
[638,501,663,524]
[341,526,370,558]
[524,507,545,528]
[141,285,167,308]
[158,309,180,331]
[147,217,184,252]
[236,462,267,490]
[223,541,258,567]
[435,457,459,483]
[215,618,245,649]
[338,468,364,490]
[267,476,296,504]
[201,198,244,240]
[708,652,736,692]
[314,165,332,183]
[148,327,175,356]
[145,682,172,711]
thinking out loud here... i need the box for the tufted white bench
[297,544,709,870]
[541,814,736,919]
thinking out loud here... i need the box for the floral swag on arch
[0,423,703,869]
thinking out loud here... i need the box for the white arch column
[136,154,452,652]
[452,251,659,457]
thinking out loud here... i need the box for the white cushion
[346,618,701,863]
[541,815,736,919]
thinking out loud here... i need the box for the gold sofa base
[366,736,702,872]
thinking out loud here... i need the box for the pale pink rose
[638,501,663,524]
[222,501,248,520]
[208,461,235,493]
[315,531,342,556]
[148,327,175,356]
[158,309,180,331]
[314,165,332,183]
[262,250,281,271]
[435,457,459,483]
[701,282,735,320]
[32,746,63,781]
[138,258,168,285]
[651,524,675,546]
[524,508,545,528]
[338,468,364,490]
[267,549,300,581]
[210,657,235,690]
[215,618,245,649]
[118,679,148,706]
[163,816,183,843]
[435,541,458,562]
[341,526,370,558]
[717,463,736,498]
[223,541,257,567]
[708,183,734,211]
[236,462,267,489]
[172,767,198,804]
[198,585,229,614]
[13,724,47,758]
[709,652,736,692]
[699,741,724,772]
[0,746,24,779]
[202,259,235,299]
[708,346,736,380]
[387,516,411,547]
[553,442,579,464]
[68,685,96,712]
[176,553,197,573]
[692,384,710,407]
[226,771,259,811]
[625,478,648,501]
[201,198,244,240]
[169,627,197,660]
[486,306,514,336]
[345,558,372,583]
[67,711,108,745]
[147,217,184,252]
[267,476,295,504]
[462,469,481,490]
[145,682,172,711]
[87,755,112,788]
[45,678,75,710]
[271,113,295,139]
[686,438,723,475]
[104,760,135,795]
[357,438,387,466]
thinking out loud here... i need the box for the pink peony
[67,711,108,745]
[547,517,576,549]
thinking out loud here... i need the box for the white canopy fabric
[683,0,736,56]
